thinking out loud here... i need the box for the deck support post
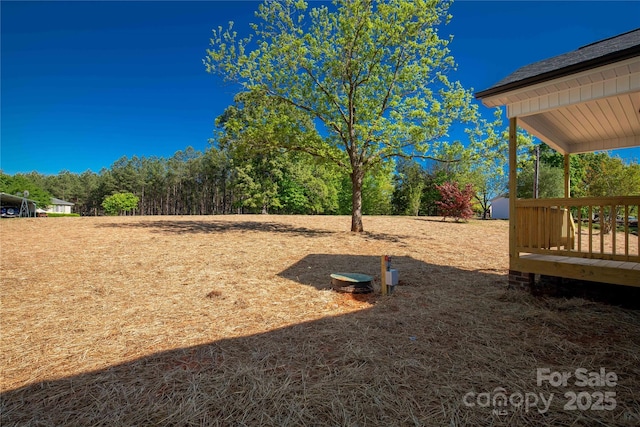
[508,117,518,271]
[506,118,539,291]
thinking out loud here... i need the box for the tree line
[0,146,397,216]
[1,141,637,218]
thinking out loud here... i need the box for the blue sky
[2,1,639,175]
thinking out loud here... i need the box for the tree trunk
[141,186,145,215]
[351,168,364,232]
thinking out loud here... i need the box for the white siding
[491,197,509,220]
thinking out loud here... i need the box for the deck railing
[515,196,640,262]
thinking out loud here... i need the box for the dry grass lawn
[1,215,639,426]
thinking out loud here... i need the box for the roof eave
[475,44,640,101]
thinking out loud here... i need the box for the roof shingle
[476,28,640,99]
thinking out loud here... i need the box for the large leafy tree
[205,0,476,231]
[277,152,343,214]
[231,150,285,214]
[0,173,52,209]
[391,159,426,216]
[582,154,640,198]
[525,142,586,198]
[516,164,565,199]
[216,93,325,214]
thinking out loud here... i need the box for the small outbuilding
[46,198,74,215]
[490,196,509,220]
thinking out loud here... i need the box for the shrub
[102,192,139,216]
[435,182,475,222]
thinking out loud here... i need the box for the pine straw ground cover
[1,215,639,426]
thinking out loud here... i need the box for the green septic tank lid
[330,272,373,283]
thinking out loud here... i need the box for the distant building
[490,196,509,220]
[0,192,37,217]
[46,198,74,215]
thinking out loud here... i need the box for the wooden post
[509,117,518,268]
[564,153,571,248]
[381,255,387,296]
[533,145,540,199]
[563,154,571,198]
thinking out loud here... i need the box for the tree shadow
[95,218,412,243]
[2,258,639,426]
[95,218,335,237]
[278,253,445,291]
[412,217,471,224]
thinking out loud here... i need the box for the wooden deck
[510,196,640,287]
[517,253,640,287]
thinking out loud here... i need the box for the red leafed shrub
[435,182,475,222]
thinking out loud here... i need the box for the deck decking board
[522,253,639,270]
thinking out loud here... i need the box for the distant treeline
[0,146,452,216]
[1,143,638,217]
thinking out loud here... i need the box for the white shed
[491,196,509,219]
[46,198,74,214]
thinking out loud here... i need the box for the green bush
[46,213,80,217]
[102,192,139,216]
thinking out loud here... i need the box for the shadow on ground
[277,253,475,291]
[95,218,412,242]
[532,275,640,310]
[2,259,639,426]
[96,218,335,237]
